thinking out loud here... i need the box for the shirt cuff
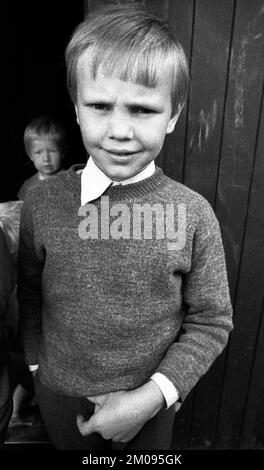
[151,372,179,409]
[29,364,39,372]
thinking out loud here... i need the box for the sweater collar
[80,156,155,205]
[64,163,169,201]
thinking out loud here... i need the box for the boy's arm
[155,199,233,402]
[17,198,44,365]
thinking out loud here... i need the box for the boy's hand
[76,380,165,443]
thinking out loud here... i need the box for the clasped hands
[77,380,165,443]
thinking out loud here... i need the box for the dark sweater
[17,173,40,200]
[17,165,233,401]
[17,170,65,200]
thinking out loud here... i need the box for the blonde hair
[24,115,66,156]
[65,1,189,116]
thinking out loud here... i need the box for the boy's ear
[166,105,183,134]
[74,105,80,125]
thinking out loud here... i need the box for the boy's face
[75,54,181,181]
[28,137,63,179]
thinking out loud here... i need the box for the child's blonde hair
[65,0,189,116]
[24,116,66,156]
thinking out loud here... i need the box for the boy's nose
[42,152,51,163]
[108,113,134,140]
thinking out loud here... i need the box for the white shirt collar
[81,156,155,205]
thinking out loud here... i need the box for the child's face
[75,55,180,181]
[28,137,63,179]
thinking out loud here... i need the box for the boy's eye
[130,106,155,115]
[90,103,111,111]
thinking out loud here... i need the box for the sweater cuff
[150,372,179,409]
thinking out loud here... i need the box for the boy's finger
[76,414,95,436]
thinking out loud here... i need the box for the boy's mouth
[103,148,139,157]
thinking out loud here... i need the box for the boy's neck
[80,156,155,206]
[88,156,155,185]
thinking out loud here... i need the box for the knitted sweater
[17,165,233,401]
[17,170,65,200]
[17,173,40,200]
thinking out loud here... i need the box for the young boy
[17,1,233,450]
[17,116,66,200]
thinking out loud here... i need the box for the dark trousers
[34,372,175,450]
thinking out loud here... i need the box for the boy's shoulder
[23,173,40,186]
[162,172,214,213]
[17,173,40,199]
[159,171,219,233]
[22,167,82,213]
[23,168,69,200]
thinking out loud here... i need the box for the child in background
[18,1,233,450]
[17,116,66,200]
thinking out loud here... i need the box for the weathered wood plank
[240,303,264,449]
[238,89,264,449]
[214,0,264,447]
[162,0,194,183]
[215,85,263,449]
[184,0,235,450]
[214,0,264,300]
[183,0,235,205]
